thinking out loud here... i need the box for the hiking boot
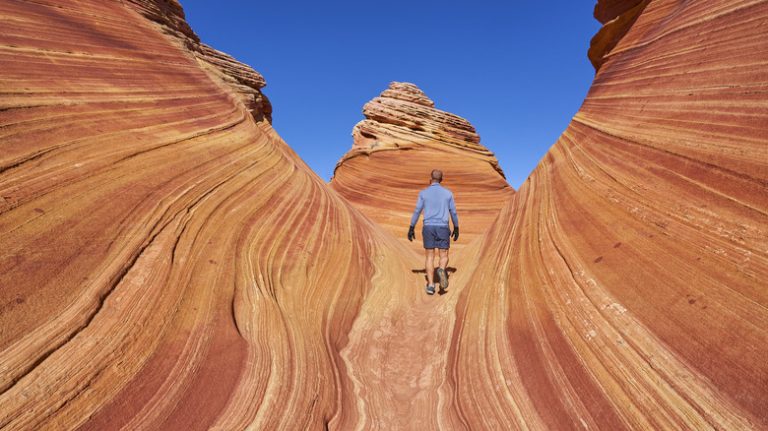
[426,284,436,295]
[436,268,449,289]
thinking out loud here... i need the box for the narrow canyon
[0,0,766,430]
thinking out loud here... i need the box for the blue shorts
[423,225,451,249]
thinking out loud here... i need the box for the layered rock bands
[331,82,514,252]
[1,0,766,430]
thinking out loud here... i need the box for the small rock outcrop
[588,0,649,70]
[127,0,272,121]
[331,82,515,250]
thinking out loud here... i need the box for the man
[407,169,459,295]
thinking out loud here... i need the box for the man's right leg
[436,248,450,291]
[425,248,435,287]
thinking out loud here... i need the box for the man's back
[410,183,458,227]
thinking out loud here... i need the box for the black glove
[408,225,415,242]
[452,226,459,241]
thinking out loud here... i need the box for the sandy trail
[334,240,482,430]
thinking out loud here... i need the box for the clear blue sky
[181,1,601,189]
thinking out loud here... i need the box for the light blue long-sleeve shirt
[410,183,459,227]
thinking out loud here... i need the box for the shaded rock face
[330,82,515,251]
[1,0,767,430]
[588,0,649,70]
[593,0,646,23]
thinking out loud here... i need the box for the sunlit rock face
[126,0,272,122]
[1,0,767,429]
[450,0,768,428]
[330,82,515,251]
[0,1,412,429]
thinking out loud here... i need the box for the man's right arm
[410,192,424,227]
[408,192,424,241]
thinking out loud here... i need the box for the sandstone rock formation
[593,0,646,23]
[450,0,768,428]
[126,0,272,122]
[588,0,650,70]
[0,1,409,429]
[330,82,515,251]
[1,0,767,430]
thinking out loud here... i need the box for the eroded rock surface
[0,1,408,429]
[127,0,272,121]
[451,0,768,428]
[1,0,767,430]
[331,82,515,251]
[588,0,650,70]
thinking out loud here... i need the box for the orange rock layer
[1,0,767,430]
[331,82,515,252]
[588,0,649,70]
[0,1,411,429]
[126,0,272,122]
[451,0,768,428]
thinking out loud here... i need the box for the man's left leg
[439,248,449,270]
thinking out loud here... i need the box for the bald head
[431,169,443,183]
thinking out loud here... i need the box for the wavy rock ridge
[1,0,767,430]
[450,0,768,428]
[126,0,272,122]
[331,82,514,251]
[0,1,411,429]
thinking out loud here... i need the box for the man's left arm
[449,194,459,241]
